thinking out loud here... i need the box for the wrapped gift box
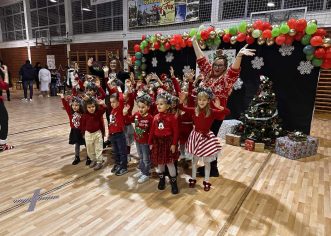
[254,143,265,152]
[225,134,241,146]
[245,139,255,151]
[218,119,242,139]
[275,136,318,159]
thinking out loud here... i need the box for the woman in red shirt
[192,36,255,177]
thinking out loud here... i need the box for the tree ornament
[230,36,237,44]
[246,23,254,34]
[217,29,225,37]
[275,131,279,136]
[209,31,216,39]
[262,128,265,132]
[323,38,331,48]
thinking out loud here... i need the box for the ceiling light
[82,7,92,11]
[49,0,57,3]
[267,1,275,7]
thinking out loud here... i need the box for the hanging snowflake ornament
[251,56,264,70]
[297,61,314,75]
[152,57,158,67]
[182,65,191,74]
[279,45,295,56]
[165,52,174,63]
[233,78,243,90]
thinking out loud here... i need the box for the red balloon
[310,36,323,47]
[294,31,304,41]
[142,35,146,40]
[287,18,297,29]
[296,19,307,31]
[134,44,141,52]
[314,48,326,59]
[237,33,246,42]
[207,26,214,33]
[284,35,294,45]
[143,48,149,54]
[325,48,331,59]
[253,20,264,30]
[321,59,331,69]
[201,30,210,40]
[186,39,193,47]
[131,56,136,63]
[275,35,286,45]
[164,42,171,50]
[170,38,176,46]
[180,40,186,48]
[175,45,181,51]
[262,22,272,30]
[246,35,255,44]
[313,28,327,37]
[154,42,160,50]
[223,34,231,43]
[262,29,272,39]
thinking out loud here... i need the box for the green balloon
[196,32,201,40]
[159,45,166,52]
[252,29,261,38]
[140,44,145,51]
[135,60,141,67]
[142,40,148,47]
[238,21,247,33]
[301,35,312,45]
[271,27,280,37]
[306,54,314,60]
[280,24,290,34]
[305,23,317,35]
[214,36,221,46]
[312,58,322,67]
[189,28,198,37]
[229,26,237,36]
[135,52,142,59]
[141,63,147,70]
[150,36,156,43]
[206,39,213,47]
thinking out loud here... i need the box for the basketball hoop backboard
[250,7,307,24]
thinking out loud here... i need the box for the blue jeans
[50,83,57,96]
[110,132,127,169]
[23,80,34,99]
[135,142,150,176]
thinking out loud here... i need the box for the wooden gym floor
[0,90,330,236]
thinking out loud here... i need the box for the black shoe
[158,173,166,190]
[115,168,128,176]
[111,164,121,173]
[104,140,112,148]
[85,157,91,166]
[72,156,80,165]
[170,177,179,194]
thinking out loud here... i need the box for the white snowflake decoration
[165,52,174,63]
[251,56,264,70]
[152,57,158,67]
[233,78,243,90]
[279,45,295,56]
[182,65,191,74]
[297,61,314,75]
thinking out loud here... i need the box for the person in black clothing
[34,62,42,90]
[19,60,35,101]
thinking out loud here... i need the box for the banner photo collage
[128,0,199,28]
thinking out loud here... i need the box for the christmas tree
[234,75,283,146]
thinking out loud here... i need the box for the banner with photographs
[128,0,199,28]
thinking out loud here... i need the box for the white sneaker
[132,171,143,178]
[29,98,33,102]
[21,98,28,102]
[138,175,149,184]
[47,95,50,98]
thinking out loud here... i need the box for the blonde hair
[195,91,211,117]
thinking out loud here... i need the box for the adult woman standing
[192,36,255,176]
[39,65,51,98]
[0,64,14,152]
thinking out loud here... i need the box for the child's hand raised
[169,66,175,78]
[178,92,187,104]
[87,57,93,67]
[123,104,130,115]
[184,69,195,83]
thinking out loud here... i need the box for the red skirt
[151,136,179,165]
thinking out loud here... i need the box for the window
[0,1,26,42]
[71,0,123,35]
[30,0,66,38]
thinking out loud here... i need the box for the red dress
[148,112,179,165]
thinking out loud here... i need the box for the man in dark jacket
[19,60,35,102]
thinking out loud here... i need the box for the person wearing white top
[39,66,51,97]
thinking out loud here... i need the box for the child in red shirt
[60,94,90,165]
[81,97,106,171]
[108,84,128,176]
[149,92,179,194]
[179,87,229,191]
[124,94,153,183]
